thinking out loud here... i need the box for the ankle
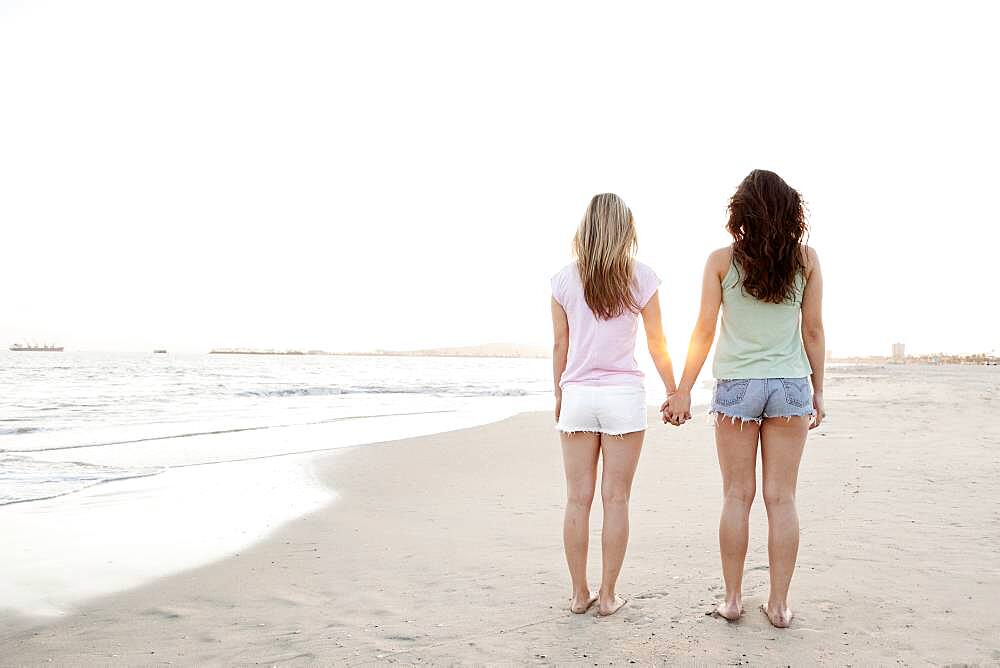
[766,598,788,612]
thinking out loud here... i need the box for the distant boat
[153,349,168,354]
[10,343,64,352]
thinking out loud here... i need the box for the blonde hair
[572,193,639,320]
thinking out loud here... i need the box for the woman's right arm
[551,297,570,421]
[664,250,727,423]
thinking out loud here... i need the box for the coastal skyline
[2,1,998,357]
[5,341,996,362]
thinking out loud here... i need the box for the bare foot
[761,602,793,628]
[596,594,628,617]
[570,592,597,614]
[715,600,743,621]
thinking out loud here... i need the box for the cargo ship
[10,343,64,352]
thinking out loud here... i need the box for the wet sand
[2,364,998,664]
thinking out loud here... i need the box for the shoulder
[801,245,820,276]
[551,262,578,284]
[706,245,733,277]
[552,262,576,280]
[550,263,578,302]
[633,260,659,281]
[632,260,661,307]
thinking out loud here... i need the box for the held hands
[660,389,692,427]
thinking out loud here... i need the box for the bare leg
[714,416,760,620]
[597,430,644,616]
[760,416,809,628]
[561,431,600,613]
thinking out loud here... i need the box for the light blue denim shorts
[711,377,815,425]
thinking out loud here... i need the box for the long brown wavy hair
[573,193,639,320]
[727,170,808,303]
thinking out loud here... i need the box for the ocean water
[0,351,557,615]
[0,352,553,507]
[0,350,700,616]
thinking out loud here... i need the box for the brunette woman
[665,170,825,627]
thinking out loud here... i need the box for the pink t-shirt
[551,261,661,389]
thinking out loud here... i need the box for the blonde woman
[551,193,677,616]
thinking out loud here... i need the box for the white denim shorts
[557,384,647,436]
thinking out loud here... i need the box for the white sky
[2,1,998,356]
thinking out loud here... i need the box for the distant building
[892,342,905,361]
[825,349,833,362]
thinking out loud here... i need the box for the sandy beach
[2,364,998,665]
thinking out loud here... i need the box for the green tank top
[712,262,813,379]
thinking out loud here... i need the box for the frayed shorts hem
[708,409,814,427]
[554,424,645,437]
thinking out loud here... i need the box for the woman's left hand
[555,392,562,422]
